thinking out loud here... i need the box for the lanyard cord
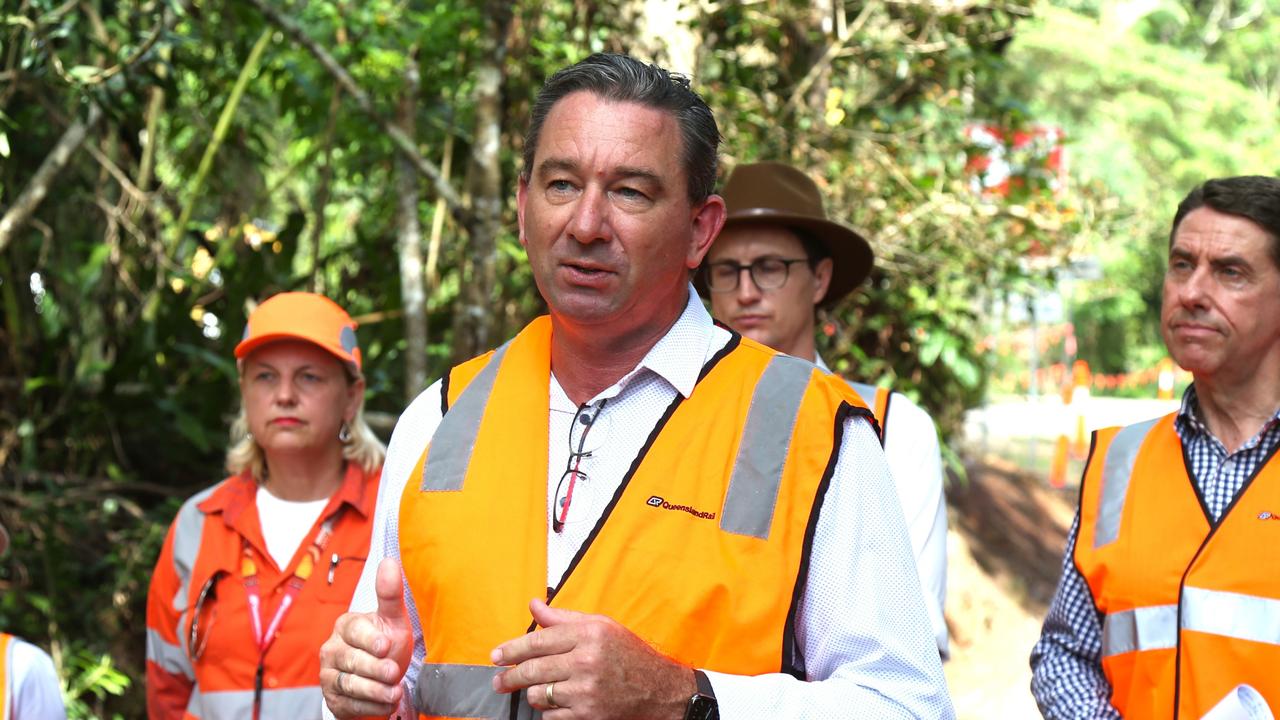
[241,508,343,719]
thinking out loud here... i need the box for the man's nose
[1176,267,1211,309]
[568,188,610,244]
[735,267,763,302]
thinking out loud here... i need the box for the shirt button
[268,676,279,688]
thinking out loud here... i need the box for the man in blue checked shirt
[1030,175,1280,719]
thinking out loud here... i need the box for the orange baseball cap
[234,292,362,373]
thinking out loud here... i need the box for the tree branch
[240,0,473,228]
[0,102,103,253]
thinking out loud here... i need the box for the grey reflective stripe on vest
[847,381,876,411]
[415,664,538,719]
[145,628,193,680]
[720,355,814,539]
[190,685,321,718]
[1182,586,1280,647]
[1093,417,1162,549]
[1102,604,1179,657]
[421,343,511,492]
[171,484,218,656]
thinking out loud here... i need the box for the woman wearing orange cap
[144,292,385,720]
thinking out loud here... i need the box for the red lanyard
[241,509,342,718]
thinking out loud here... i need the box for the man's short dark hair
[521,53,720,203]
[1170,176,1280,268]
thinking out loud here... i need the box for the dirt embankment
[944,457,1077,719]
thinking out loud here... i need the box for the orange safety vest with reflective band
[1075,413,1280,718]
[1,632,12,720]
[399,316,874,720]
[847,382,891,445]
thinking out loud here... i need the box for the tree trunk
[0,103,103,253]
[396,49,429,399]
[452,1,513,362]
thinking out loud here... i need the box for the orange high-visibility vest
[1075,413,1280,718]
[1,632,12,720]
[399,317,874,719]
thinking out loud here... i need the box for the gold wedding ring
[546,681,559,709]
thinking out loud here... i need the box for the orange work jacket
[1075,413,1280,718]
[145,463,381,720]
[398,316,875,719]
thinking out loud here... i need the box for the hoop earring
[338,422,352,443]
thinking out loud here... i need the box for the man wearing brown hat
[700,161,950,658]
[0,519,68,719]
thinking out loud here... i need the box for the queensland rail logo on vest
[1259,511,1280,521]
[646,495,716,521]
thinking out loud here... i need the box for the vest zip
[1171,437,1280,717]
[541,391,686,612]
[513,342,745,719]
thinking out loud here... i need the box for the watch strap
[694,669,715,698]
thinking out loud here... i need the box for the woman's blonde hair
[224,374,386,482]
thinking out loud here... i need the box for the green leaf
[67,65,100,83]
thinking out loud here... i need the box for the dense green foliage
[1000,1,1280,381]
[0,0,1274,714]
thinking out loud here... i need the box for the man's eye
[755,259,787,275]
[711,264,739,280]
[548,180,574,192]
[617,187,646,200]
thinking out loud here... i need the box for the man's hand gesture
[491,599,696,719]
[321,558,414,718]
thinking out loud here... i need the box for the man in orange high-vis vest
[319,53,953,720]
[1031,175,1280,719]
[699,161,950,660]
[0,520,67,720]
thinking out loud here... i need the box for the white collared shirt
[342,288,953,719]
[815,354,950,659]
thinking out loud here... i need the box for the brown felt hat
[698,162,874,307]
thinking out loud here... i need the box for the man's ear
[812,257,834,306]
[686,194,728,268]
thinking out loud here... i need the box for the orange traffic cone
[1157,358,1176,400]
[1050,435,1069,488]
[1070,360,1091,459]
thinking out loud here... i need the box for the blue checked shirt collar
[1173,384,1280,521]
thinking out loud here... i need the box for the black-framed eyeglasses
[188,569,228,662]
[552,398,609,533]
[704,257,811,292]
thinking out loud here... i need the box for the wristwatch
[683,669,719,720]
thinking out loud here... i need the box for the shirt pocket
[312,553,369,605]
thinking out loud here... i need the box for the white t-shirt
[255,486,329,569]
[5,636,67,720]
